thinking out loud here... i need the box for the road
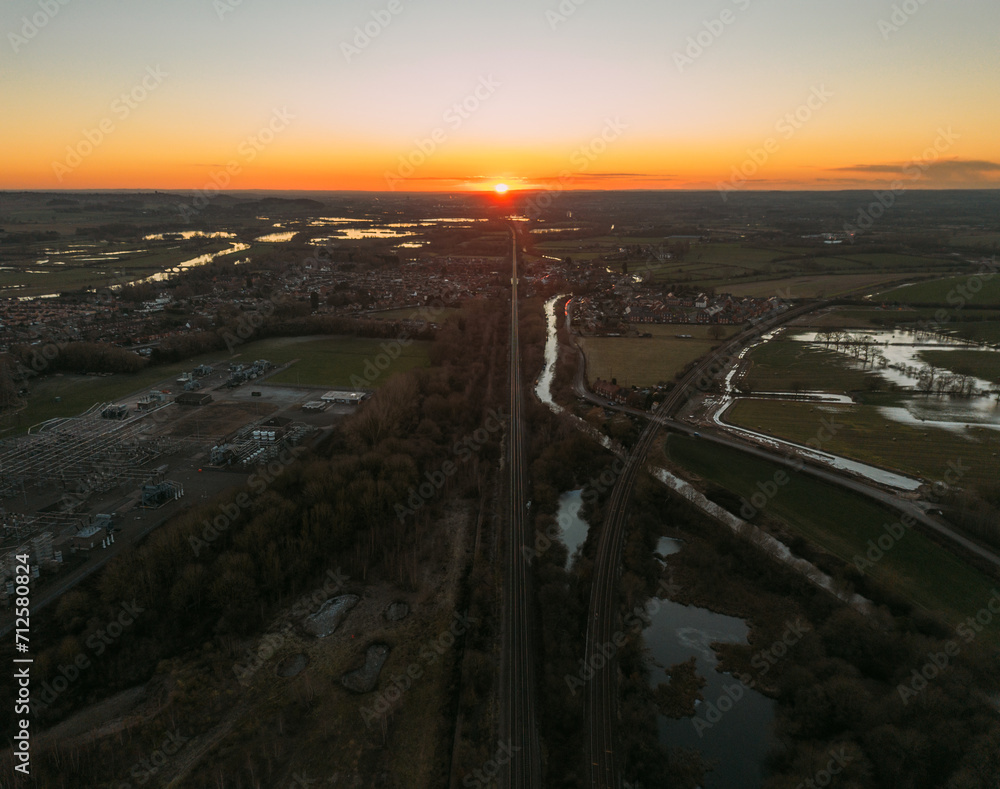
[499,226,541,788]
[579,298,1000,787]
[566,297,1000,571]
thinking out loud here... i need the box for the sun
[494,183,509,194]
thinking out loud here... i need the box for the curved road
[580,299,1000,787]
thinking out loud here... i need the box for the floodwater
[136,242,251,284]
[554,489,589,567]
[791,328,999,394]
[143,231,235,240]
[255,231,297,242]
[535,295,562,414]
[644,596,775,788]
[786,329,1000,429]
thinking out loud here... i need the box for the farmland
[663,434,1000,642]
[917,350,1000,383]
[578,324,739,387]
[0,240,249,298]
[740,338,881,392]
[880,272,1000,306]
[261,335,431,386]
[724,398,1000,491]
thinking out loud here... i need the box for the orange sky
[3,0,999,192]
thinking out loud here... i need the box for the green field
[579,324,739,387]
[723,273,932,299]
[881,273,1000,306]
[664,434,1000,640]
[5,335,429,433]
[7,362,201,432]
[949,233,1000,250]
[742,339,880,392]
[725,398,1000,491]
[945,321,1000,345]
[917,350,1000,383]
[259,336,431,386]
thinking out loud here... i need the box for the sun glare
[494,183,509,194]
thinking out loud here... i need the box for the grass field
[792,306,919,328]
[917,350,1000,383]
[722,273,935,299]
[742,339,880,392]
[881,273,1000,306]
[791,307,1000,345]
[725,399,1000,491]
[663,434,1000,641]
[5,335,429,433]
[579,324,739,387]
[7,362,199,432]
[945,321,1000,345]
[261,336,431,386]
[950,233,1000,250]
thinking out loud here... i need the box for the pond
[555,489,589,567]
[643,597,776,788]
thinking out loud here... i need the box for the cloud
[832,159,1000,181]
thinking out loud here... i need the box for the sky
[2,0,999,192]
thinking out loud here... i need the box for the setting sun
[495,183,509,194]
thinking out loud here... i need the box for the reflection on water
[782,329,1000,429]
[143,231,235,240]
[644,598,775,789]
[555,490,588,566]
[656,537,682,557]
[790,328,999,393]
[255,231,297,242]
[133,242,250,284]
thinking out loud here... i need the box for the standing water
[644,599,776,788]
